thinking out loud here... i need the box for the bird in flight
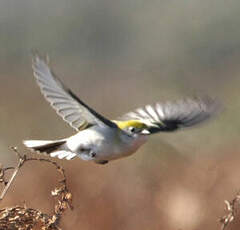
[23,54,220,164]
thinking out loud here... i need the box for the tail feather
[23,139,77,160]
[23,139,66,154]
[50,151,77,160]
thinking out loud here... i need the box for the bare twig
[0,166,15,185]
[0,146,73,230]
[0,147,25,200]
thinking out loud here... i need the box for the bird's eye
[129,127,136,133]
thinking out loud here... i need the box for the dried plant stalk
[0,147,73,230]
[220,192,240,230]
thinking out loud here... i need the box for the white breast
[66,128,104,151]
[66,127,148,162]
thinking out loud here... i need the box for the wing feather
[119,96,221,134]
[32,53,117,131]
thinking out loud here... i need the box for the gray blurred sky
[1,0,240,69]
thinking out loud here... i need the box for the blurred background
[0,0,240,229]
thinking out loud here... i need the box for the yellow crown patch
[113,120,147,130]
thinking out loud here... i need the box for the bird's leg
[96,160,109,165]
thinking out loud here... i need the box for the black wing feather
[120,96,221,134]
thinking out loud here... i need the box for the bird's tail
[23,139,66,153]
[23,139,77,160]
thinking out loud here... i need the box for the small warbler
[23,54,220,164]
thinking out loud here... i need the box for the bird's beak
[141,129,151,135]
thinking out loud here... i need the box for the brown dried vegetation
[0,148,240,230]
[220,192,240,230]
[0,147,72,230]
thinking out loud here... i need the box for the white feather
[50,152,60,157]
[155,103,165,118]
[23,140,54,148]
[145,105,159,121]
[58,151,71,159]
[66,153,77,160]
[50,150,74,159]
[136,108,149,118]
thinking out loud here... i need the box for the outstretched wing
[119,96,220,134]
[32,53,117,131]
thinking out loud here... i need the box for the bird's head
[113,120,150,135]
